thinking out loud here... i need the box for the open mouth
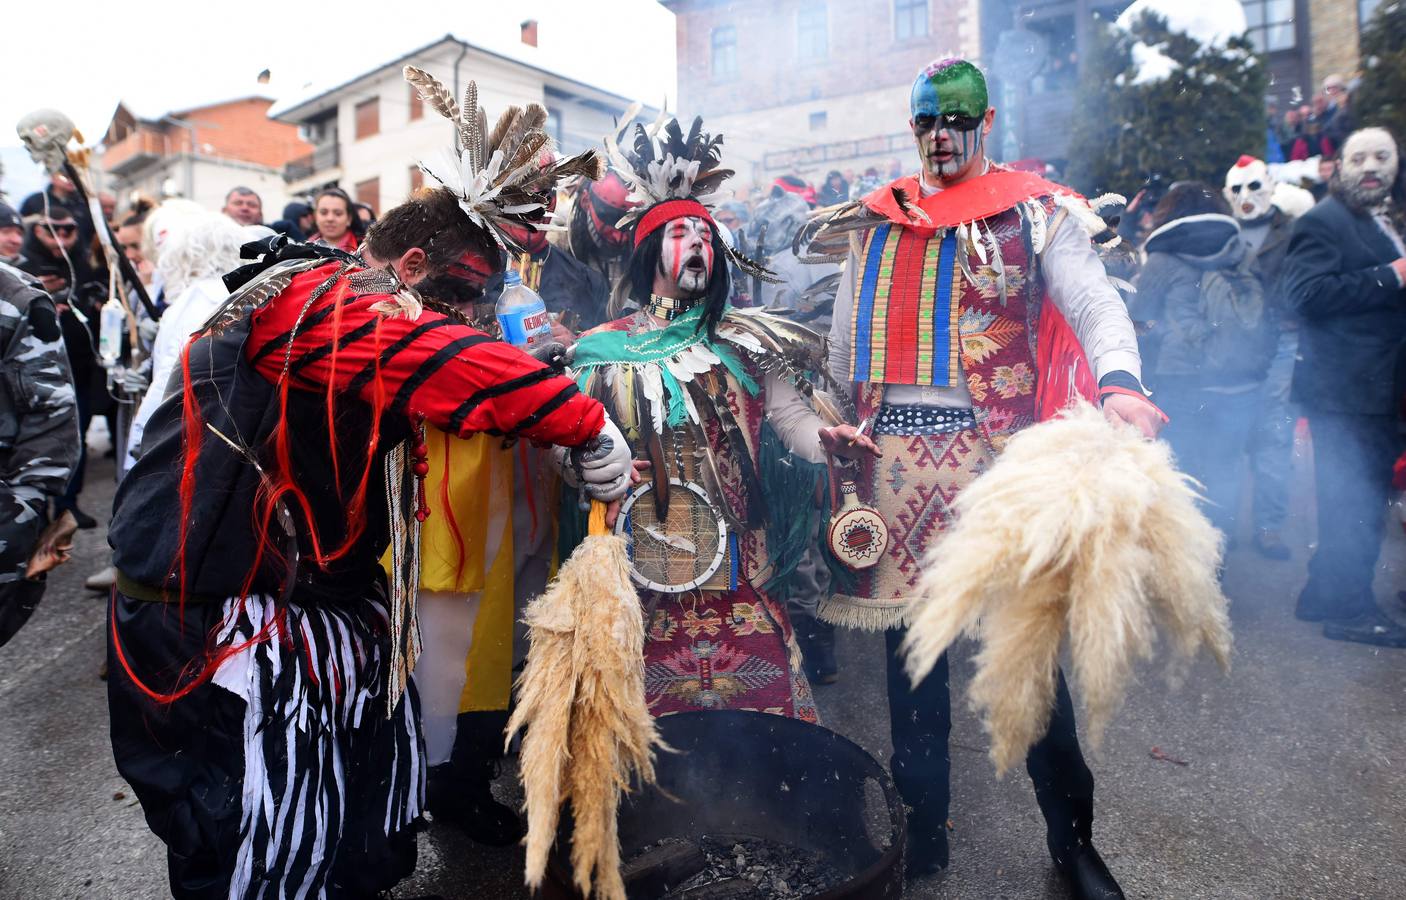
[1241,202,1255,215]
[684,256,707,273]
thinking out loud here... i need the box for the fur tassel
[508,528,660,900]
[901,403,1232,775]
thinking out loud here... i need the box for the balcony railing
[284,144,340,182]
[104,129,166,175]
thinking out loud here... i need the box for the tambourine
[826,477,888,571]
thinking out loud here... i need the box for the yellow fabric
[419,431,495,594]
[383,430,518,712]
[460,516,515,712]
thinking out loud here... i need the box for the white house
[270,31,654,214]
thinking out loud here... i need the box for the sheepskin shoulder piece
[901,402,1232,775]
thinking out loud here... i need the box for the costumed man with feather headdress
[105,72,634,899]
[811,58,1163,895]
[562,115,879,721]
[566,115,644,309]
[409,133,621,850]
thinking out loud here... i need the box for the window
[798,3,828,61]
[1360,0,1383,27]
[408,84,423,121]
[712,26,738,79]
[354,97,380,140]
[894,0,928,41]
[545,107,563,144]
[1243,0,1296,53]
[409,165,423,194]
[809,111,828,131]
[355,176,380,214]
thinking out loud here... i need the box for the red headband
[633,198,714,247]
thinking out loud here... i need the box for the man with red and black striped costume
[105,186,632,899]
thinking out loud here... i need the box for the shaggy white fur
[507,528,660,900]
[901,403,1232,775]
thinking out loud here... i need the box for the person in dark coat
[817,169,849,206]
[271,201,314,242]
[1282,127,1406,647]
[0,261,79,647]
[19,208,107,528]
[1132,182,1275,539]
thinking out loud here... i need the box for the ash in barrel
[625,835,846,899]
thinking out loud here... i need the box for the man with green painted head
[814,58,1165,896]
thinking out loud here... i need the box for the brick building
[664,0,982,189]
[100,95,309,215]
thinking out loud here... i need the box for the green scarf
[571,306,758,429]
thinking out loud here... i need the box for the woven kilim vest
[849,201,1050,450]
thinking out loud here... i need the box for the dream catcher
[617,478,728,594]
[615,428,734,594]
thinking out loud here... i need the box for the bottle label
[498,303,552,348]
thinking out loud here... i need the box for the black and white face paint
[913,114,986,182]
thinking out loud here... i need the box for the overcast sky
[2,0,677,203]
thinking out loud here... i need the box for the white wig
[152,208,245,299]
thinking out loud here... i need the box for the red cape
[862,169,1077,231]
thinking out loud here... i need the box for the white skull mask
[1223,156,1275,222]
[15,108,77,175]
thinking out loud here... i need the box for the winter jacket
[1282,195,1406,415]
[1131,214,1275,389]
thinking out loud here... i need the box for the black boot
[426,711,525,846]
[792,612,839,685]
[1056,844,1125,900]
[904,819,949,879]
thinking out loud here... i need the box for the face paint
[1338,128,1400,210]
[1223,156,1276,222]
[657,216,714,296]
[916,115,986,180]
[909,58,990,184]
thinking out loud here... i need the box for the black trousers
[884,627,1095,864]
[1300,411,1403,620]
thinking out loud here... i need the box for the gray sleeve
[1041,212,1143,382]
[827,248,859,394]
[763,372,826,464]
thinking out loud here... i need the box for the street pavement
[2,427,1404,899]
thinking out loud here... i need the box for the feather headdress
[603,113,778,283]
[404,65,604,253]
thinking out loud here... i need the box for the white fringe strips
[900,402,1232,775]
[507,527,660,900]
[214,594,423,900]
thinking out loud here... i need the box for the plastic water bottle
[495,270,552,351]
[98,298,126,366]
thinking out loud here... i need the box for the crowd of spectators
[1269,73,1357,165]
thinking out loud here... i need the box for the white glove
[569,415,632,502]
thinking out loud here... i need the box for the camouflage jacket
[0,261,79,524]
